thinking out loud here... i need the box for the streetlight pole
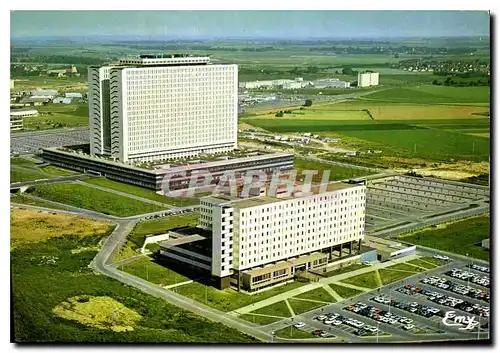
[376,321,380,343]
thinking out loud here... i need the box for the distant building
[19,97,50,106]
[313,78,351,89]
[10,108,38,132]
[357,72,379,87]
[53,97,72,104]
[47,65,80,77]
[65,92,83,99]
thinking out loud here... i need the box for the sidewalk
[231,254,420,315]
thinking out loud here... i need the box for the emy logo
[442,311,479,330]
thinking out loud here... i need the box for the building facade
[193,181,367,290]
[357,72,379,87]
[89,56,238,163]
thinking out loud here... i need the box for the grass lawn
[399,215,490,261]
[340,271,380,289]
[294,287,336,302]
[322,263,368,278]
[10,194,67,211]
[128,213,199,247]
[406,258,438,270]
[415,256,450,267]
[40,165,79,176]
[10,157,39,167]
[113,240,140,262]
[294,157,375,183]
[10,167,52,183]
[121,256,189,286]
[11,222,255,342]
[378,268,418,285]
[385,263,426,273]
[239,314,283,325]
[275,326,317,339]
[84,178,201,206]
[28,182,166,217]
[288,298,326,315]
[253,300,292,318]
[329,283,364,299]
[175,281,304,312]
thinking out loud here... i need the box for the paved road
[10,174,84,189]
[88,220,276,343]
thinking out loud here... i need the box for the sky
[10,10,490,40]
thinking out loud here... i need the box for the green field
[379,268,419,285]
[253,300,292,318]
[294,288,336,302]
[406,258,439,270]
[10,194,66,210]
[175,281,304,312]
[10,157,39,167]
[121,256,189,287]
[399,215,490,261]
[288,298,326,315]
[321,263,368,278]
[275,325,317,339]
[385,263,426,273]
[40,165,79,176]
[294,158,375,182]
[23,103,89,130]
[340,271,380,289]
[329,283,364,299]
[84,178,202,207]
[239,313,283,325]
[245,118,490,162]
[10,167,52,183]
[362,86,490,104]
[11,225,254,342]
[129,213,199,247]
[28,182,166,217]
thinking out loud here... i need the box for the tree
[275,111,284,117]
[304,99,313,107]
[432,80,439,85]
[342,67,355,75]
[394,53,400,58]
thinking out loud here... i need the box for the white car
[324,319,336,325]
[294,322,306,328]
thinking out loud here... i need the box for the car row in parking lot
[446,269,490,288]
[467,263,489,274]
[396,284,489,317]
[143,208,194,220]
[386,295,442,319]
[345,301,416,332]
[315,312,380,337]
[421,276,490,303]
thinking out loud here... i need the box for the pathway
[284,299,295,316]
[322,284,344,302]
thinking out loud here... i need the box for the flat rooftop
[203,181,362,209]
[44,146,292,176]
[362,235,415,254]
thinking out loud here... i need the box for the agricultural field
[361,86,490,104]
[399,214,490,261]
[84,178,202,207]
[23,103,89,131]
[11,217,255,342]
[11,75,88,92]
[27,182,167,217]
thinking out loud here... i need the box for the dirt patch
[53,295,142,332]
[10,209,113,248]
[392,160,490,180]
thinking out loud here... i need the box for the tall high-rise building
[88,55,238,162]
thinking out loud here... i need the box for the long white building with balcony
[160,180,366,291]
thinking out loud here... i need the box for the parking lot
[276,256,490,342]
[11,127,90,155]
